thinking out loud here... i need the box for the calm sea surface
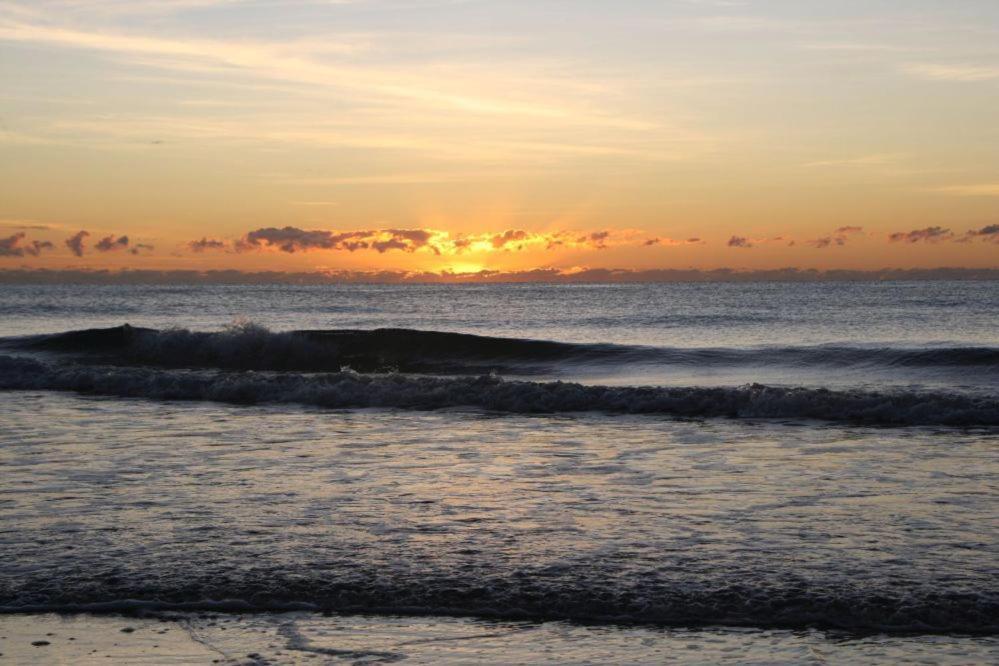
[0,282,996,662]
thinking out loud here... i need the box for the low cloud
[3,267,997,285]
[490,229,531,250]
[375,229,436,254]
[188,237,228,252]
[644,237,702,247]
[806,226,864,248]
[65,230,90,257]
[728,235,793,249]
[229,226,637,257]
[0,232,54,258]
[239,226,441,254]
[577,230,610,249]
[130,243,155,255]
[888,226,953,243]
[95,235,130,252]
[962,224,999,243]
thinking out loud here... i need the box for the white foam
[1,355,996,425]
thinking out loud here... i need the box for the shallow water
[2,392,996,631]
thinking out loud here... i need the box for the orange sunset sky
[1,0,997,279]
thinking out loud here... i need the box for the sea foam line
[0,582,996,633]
[1,355,996,425]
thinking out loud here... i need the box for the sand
[2,612,999,664]
[0,614,220,664]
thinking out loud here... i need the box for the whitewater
[0,281,996,663]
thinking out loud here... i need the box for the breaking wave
[1,354,996,425]
[7,323,612,374]
[1,569,996,633]
[4,323,999,375]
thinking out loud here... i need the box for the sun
[446,262,486,274]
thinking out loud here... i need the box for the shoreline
[2,612,998,664]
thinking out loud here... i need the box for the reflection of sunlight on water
[2,282,996,352]
[3,392,997,632]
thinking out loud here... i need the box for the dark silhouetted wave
[1,568,996,634]
[7,323,617,374]
[4,324,999,375]
[1,355,996,425]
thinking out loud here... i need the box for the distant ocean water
[1,282,997,660]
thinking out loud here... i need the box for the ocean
[0,281,996,663]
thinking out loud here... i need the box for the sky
[1,0,998,279]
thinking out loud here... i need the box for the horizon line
[2,266,997,285]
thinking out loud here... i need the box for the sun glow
[1,1,997,276]
[446,262,486,275]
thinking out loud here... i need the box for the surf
[1,354,996,425]
[5,323,999,376]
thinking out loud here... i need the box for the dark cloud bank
[0,267,995,285]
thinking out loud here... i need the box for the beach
[4,612,999,664]
[0,282,996,663]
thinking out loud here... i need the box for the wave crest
[9,323,610,374]
[1,355,996,425]
[7,324,998,375]
[1,571,996,633]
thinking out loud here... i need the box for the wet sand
[0,614,218,663]
[2,613,998,665]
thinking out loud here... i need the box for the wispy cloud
[0,218,61,231]
[678,15,804,34]
[0,20,650,128]
[798,42,929,54]
[643,237,703,247]
[904,63,999,82]
[805,226,863,249]
[931,183,999,197]
[45,115,690,163]
[9,1,262,18]
[279,172,531,186]
[726,235,788,249]
[888,226,954,244]
[804,154,902,168]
